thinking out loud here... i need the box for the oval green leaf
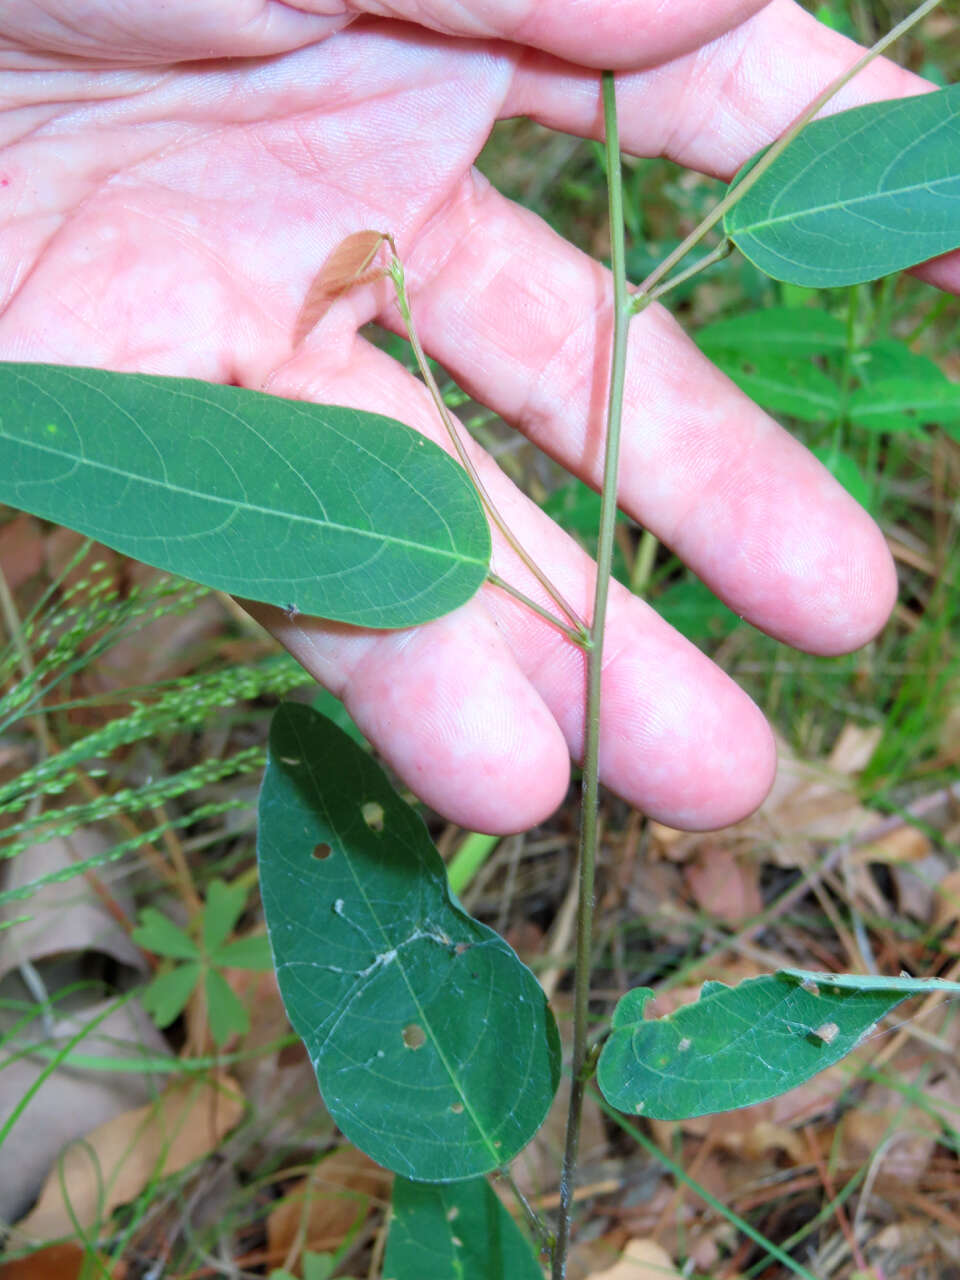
[725,85,960,287]
[383,1176,543,1280]
[596,972,955,1121]
[257,703,561,1182]
[0,362,490,628]
[852,339,947,388]
[848,375,960,433]
[696,306,847,359]
[708,351,841,422]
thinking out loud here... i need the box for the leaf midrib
[733,168,960,238]
[293,713,512,1172]
[5,431,484,566]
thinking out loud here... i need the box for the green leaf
[814,3,856,37]
[655,577,740,644]
[696,306,847,359]
[848,377,960,434]
[131,907,199,960]
[596,973,930,1121]
[779,968,960,995]
[0,363,490,628]
[202,879,247,955]
[311,687,369,748]
[383,1177,543,1280]
[270,1259,346,1280]
[709,351,841,422]
[852,340,947,387]
[725,85,960,288]
[541,477,628,536]
[257,704,561,1182]
[812,445,874,511]
[141,961,202,1028]
[214,933,275,971]
[302,1255,339,1280]
[205,966,250,1046]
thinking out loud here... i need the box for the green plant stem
[632,0,944,304]
[388,250,589,641]
[629,528,659,597]
[0,994,134,1149]
[831,283,860,452]
[446,830,501,897]
[487,572,589,646]
[643,238,734,305]
[552,70,631,1280]
[496,1168,552,1257]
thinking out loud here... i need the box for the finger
[504,0,960,291]
[261,334,777,832]
[352,0,769,70]
[1,0,348,64]
[248,594,573,835]
[391,171,897,655]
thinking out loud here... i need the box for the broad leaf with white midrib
[0,362,490,628]
[725,85,960,288]
[597,971,960,1121]
[257,703,561,1182]
[384,1176,543,1279]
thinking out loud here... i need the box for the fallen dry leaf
[0,826,167,1228]
[0,999,171,1224]
[267,1146,391,1267]
[0,833,146,980]
[684,845,763,926]
[586,1238,683,1280]
[0,1242,121,1280]
[14,1074,244,1240]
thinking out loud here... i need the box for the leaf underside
[0,363,490,628]
[383,1176,543,1279]
[257,704,561,1182]
[594,972,958,1121]
[725,84,960,287]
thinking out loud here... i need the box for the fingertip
[590,602,778,830]
[343,609,572,835]
[802,504,898,657]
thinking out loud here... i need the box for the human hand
[2,2,956,833]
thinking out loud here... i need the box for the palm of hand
[1,5,945,833]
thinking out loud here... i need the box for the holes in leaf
[312,843,332,860]
[402,1023,426,1050]
[361,801,384,832]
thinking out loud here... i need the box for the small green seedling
[133,878,273,1047]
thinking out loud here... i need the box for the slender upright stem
[551,70,631,1280]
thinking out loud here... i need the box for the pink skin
[1,2,957,833]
